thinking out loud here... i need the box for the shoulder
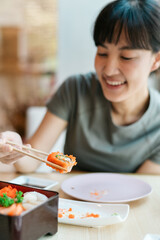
[149,87,160,108]
[57,72,101,99]
[150,87,160,98]
[145,87,160,130]
[63,72,99,89]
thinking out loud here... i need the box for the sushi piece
[46,152,77,173]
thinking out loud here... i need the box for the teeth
[106,80,125,86]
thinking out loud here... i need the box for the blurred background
[0,0,160,140]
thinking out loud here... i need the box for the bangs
[93,2,151,50]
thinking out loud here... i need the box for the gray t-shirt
[47,72,160,173]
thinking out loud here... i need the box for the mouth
[102,75,127,87]
[106,79,126,86]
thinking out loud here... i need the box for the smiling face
[94,32,159,104]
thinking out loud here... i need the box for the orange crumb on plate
[58,213,63,218]
[86,213,100,218]
[81,212,100,218]
[90,191,99,196]
[68,214,75,219]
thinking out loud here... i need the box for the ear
[151,52,160,72]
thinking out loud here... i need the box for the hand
[0,131,24,164]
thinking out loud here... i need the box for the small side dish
[10,176,58,190]
[58,198,129,227]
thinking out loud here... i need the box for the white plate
[10,176,58,190]
[58,198,129,227]
[61,173,152,203]
[144,234,160,240]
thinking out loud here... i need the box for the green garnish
[0,193,14,207]
[56,154,65,158]
[0,191,24,207]
[111,212,119,216]
[56,154,71,162]
[15,191,23,203]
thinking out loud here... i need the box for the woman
[0,0,160,173]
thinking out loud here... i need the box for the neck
[111,89,150,126]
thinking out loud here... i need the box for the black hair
[93,0,160,53]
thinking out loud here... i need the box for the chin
[103,92,126,103]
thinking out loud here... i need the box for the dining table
[0,170,160,240]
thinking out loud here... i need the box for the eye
[121,56,133,60]
[97,53,108,57]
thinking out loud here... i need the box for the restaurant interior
[0,1,160,239]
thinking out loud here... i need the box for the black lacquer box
[0,181,59,240]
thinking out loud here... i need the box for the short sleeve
[149,145,160,164]
[46,76,77,121]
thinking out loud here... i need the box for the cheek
[94,56,104,73]
[125,57,153,75]
[94,56,99,71]
[122,61,141,77]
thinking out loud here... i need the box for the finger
[0,150,24,160]
[1,157,17,164]
[0,152,24,164]
[0,140,13,153]
[10,151,24,159]
[0,131,23,145]
[1,144,13,153]
[0,138,5,147]
[24,144,31,148]
[0,154,17,164]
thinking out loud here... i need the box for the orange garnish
[68,214,75,219]
[0,185,17,198]
[58,213,63,218]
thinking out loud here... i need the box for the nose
[103,57,120,76]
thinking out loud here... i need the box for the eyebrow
[119,46,135,50]
[100,44,135,50]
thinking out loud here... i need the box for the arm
[136,159,160,174]
[14,111,68,173]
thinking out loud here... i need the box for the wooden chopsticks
[6,140,66,171]
[6,140,48,156]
